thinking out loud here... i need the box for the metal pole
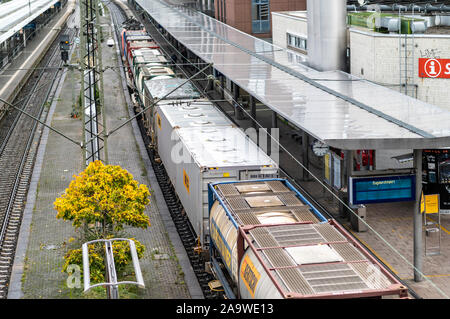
[271,111,277,128]
[302,131,310,181]
[250,95,256,128]
[413,148,423,282]
[96,0,108,164]
[104,241,119,299]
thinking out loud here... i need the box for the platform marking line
[426,216,450,236]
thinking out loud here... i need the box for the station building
[0,0,65,70]
[214,0,306,38]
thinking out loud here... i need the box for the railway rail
[0,24,75,299]
[110,0,422,299]
[106,0,222,299]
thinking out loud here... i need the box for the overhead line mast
[79,0,107,166]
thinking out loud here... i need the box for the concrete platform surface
[8,3,200,299]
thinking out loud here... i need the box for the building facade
[214,0,306,38]
[271,10,450,111]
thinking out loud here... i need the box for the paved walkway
[8,2,200,299]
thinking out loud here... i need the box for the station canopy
[0,0,60,45]
[136,0,450,150]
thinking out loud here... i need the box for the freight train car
[208,179,409,299]
[117,1,412,300]
[166,127,278,249]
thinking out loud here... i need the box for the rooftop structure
[0,0,61,45]
[135,0,450,150]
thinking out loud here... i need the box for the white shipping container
[154,100,234,188]
[164,126,279,247]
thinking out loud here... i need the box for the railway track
[110,1,423,300]
[0,25,75,299]
[105,0,221,299]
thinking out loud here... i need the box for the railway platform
[133,0,450,299]
[0,0,73,120]
[7,3,201,299]
[215,90,450,299]
[208,90,450,299]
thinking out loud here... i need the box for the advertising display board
[349,175,416,205]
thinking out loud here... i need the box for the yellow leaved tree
[54,160,151,238]
[55,161,151,290]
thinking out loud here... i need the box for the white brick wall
[271,11,308,50]
[271,14,450,111]
[350,28,450,111]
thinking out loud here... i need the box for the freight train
[118,13,408,299]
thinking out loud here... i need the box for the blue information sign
[349,175,416,205]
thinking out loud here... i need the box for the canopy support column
[413,149,423,282]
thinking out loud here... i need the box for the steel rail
[0,25,75,298]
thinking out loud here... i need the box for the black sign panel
[423,149,450,185]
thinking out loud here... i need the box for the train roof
[144,77,201,100]
[210,179,327,226]
[175,127,278,169]
[209,179,407,298]
[156,99,233,129]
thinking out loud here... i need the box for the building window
[286,33,307,53]
[252,0,270,34]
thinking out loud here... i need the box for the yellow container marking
[183,169,190,194]
[240,255,261,298]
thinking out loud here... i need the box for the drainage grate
[278,193,303,206]
[235,211,260,225]
[249,227,278,248]
[330,243,366,262]
[315,224,347,242]
[276,268,314,295]
[216,184,240,197]
[268,224,324,246]
[291,207,319,223]
[266,180,290,193]
[226,197,250,211]
[299,263,369,294]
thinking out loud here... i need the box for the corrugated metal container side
[154,100,234,183]
[169,127,279,246]
[142,78,202,127]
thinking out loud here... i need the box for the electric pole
[79,0,107,167]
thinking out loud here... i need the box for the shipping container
[164,127,279,248]
[154,100,234,183]
[142,77,202,112]
[126,40,159,68]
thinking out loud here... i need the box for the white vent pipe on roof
[307,0,347,72]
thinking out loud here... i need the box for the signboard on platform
[421,194,440,214]
[349,175,416,205]
[324,153,331,185]
[333,153,341,189]
[419,58,450,79]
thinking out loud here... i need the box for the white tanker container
[208,179,408,299]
